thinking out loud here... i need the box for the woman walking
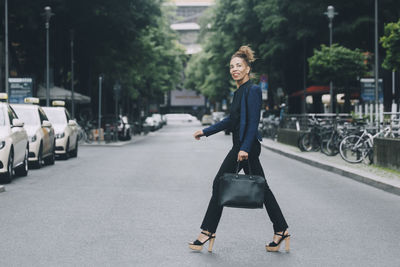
[189,46,290,253]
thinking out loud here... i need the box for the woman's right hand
[193,130,204,140]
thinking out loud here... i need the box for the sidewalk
[261,139,400,196]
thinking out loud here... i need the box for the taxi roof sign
[24,97,40,104]
[0,93,8,102]
[52,100,65,107]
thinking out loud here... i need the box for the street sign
[260,74,268,100]
[360,78,383,102]
[8,78,33,103]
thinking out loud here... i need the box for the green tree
[381,19,400,71]
[4,0,184,117]
[184,0,400,113]
[308,44,368,111]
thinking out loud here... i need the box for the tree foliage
[3,0,184,115]
[184,0,400,111]
[381,19,400,71]
[308,44,368,85]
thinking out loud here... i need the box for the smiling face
[230,57,250,83]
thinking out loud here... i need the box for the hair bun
[232,45,255,64]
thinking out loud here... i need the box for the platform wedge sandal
[189,231,216,252]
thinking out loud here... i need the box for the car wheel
[34,144,43,169]
[44,141,55,165]
[71,141,78,158]
[1,149,14,184]
[126,129,131,140]
[64,139,70,160]
[15,146,29,177]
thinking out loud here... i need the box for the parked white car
[165,113,197,123]
[12,99,56,168]
[151,114,163,130]
[144,116,156,131]
[43,102,79,158]
[0,96,29,183]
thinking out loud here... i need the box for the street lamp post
[43,6,54,107]
[5,0,9,99]
[70,30,75,119]
[324,6,338,113]
[374,0,379,128]
[98,75,103,144]
[113,82,121,142]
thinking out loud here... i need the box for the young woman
[189,46,290,253]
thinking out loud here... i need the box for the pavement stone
[0,185,4,193]
[261,138,400,196]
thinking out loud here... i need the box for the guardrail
[279,113,353,131]
[382,112,400,136]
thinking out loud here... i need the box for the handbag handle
[236,160,253,175]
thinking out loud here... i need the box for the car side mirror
[42,120,52,128]
[68,120,77,126]
[12,118,24,128]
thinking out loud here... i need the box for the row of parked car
[144,113,167,131]
[0,94,79,184]
[201,112,227,126]
[143,113,199,131]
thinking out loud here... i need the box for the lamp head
[326,6,337,19]
[43,6,54,20]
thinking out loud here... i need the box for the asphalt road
[1,121,400,267]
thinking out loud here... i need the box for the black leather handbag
[218,161,265,209]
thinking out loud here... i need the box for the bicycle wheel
[320,131,332,155]
[299,132,318,152]
[325,138,339,156]
[339,135,367,163]
[321,139,332,156]
[86,131,94,144]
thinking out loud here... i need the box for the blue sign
[8,78,33,103]
[260,81,268,91]
[360,78,383,102]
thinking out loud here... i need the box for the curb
[0,185,5,193]
[261,142,400,197]
[80,136,146,147]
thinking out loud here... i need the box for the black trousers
[200,140,288,233]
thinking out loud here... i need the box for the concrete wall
[277,128,306,147]
[374,138,400,171]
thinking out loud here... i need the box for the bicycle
[325,119,366,156]
[260,115,279,140]
[78,120,95,144]
[298,117,333,155]
[339,126,394,164]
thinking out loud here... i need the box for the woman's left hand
[237,150,248,161]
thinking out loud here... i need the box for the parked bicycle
[298,116,333,155]
[78,120,95,144]
[259,115,280,140]
[339,126,394,164]
[324,118,366,156]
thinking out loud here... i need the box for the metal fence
[279,113,353,131]
[382,112,400,136]
[278,112,400,138]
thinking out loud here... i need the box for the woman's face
[230,57,250,82]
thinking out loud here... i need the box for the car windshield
[44,109,67,124]
[13,107,40,126]
[0,108,5,126]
